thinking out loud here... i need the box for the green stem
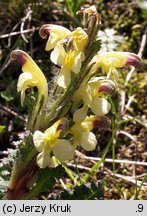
[44,41,101,129]
[8,146,37,190]
[82,136,113,182]
[109,97,119,176]
[111,118,116,176]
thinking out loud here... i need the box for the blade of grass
[135,173,147,200]
[109,97,119,177]
[62,164,81,186]
[82,135,113,182]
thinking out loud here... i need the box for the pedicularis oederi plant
[2,6,142,199]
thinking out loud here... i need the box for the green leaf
[0,126,6,134]
[64,0,84,15]
[0,91,14,101]
[143,10,147,19]
[59,181,104,200]
[37,166,64,191]
[22,166,65,199]
[0,147,20,199]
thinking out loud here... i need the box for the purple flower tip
[11,50,27,65]
[126,54,142,68]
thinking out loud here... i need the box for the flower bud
[98,80,116,96]
[92,116,111,129]
[77,6,101,44]
[39,24,51,39]
[126,53,142,68]
[56,118,69,133]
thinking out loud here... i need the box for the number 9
[138,204,143,212]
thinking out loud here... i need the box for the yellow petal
[44,118,69,151]
[17,72,33,92]
[69,27,88,51]
[80,132,97,151]
[50,156,59,168]
[45,32,59,51]
[53,139,75,162]
[33,130,46,152]
[45,118,68,135]
[36,151,51,168]
[98,79,116,96]
[50,44,66,65]
[11,50,48,130]
[90,97,111,116]
[11,50,48,99]
[71,52,84,74]
[91,52,142,74]
[17,72,37,105]
[73,105,88,123]
[39,24,71,51]
[73,84,92,106]
[57,67,71,88]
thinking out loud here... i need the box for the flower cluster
[39,25,88,88]
[11,6,142,168]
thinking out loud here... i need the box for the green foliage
[37,166,64,191]
[0,126,6,134]
[64,0,85,15]
[0,133,34,199]
[142,9,147,19]
[22,166,65,199]
[137,0,147,19]
[0,92,14,102]
[24,88,38,126]
[0,80,17,102]
[59,182,104,200]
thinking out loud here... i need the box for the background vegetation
[0,0,147,199]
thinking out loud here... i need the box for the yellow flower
[33,118,75,168]
[72,77,114,123]
[11,50,48,129]
[40,25,88,88]
[90,52,142,82]
[39,24,71,51]
[70,115,111,151]
[51,27,88,88]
